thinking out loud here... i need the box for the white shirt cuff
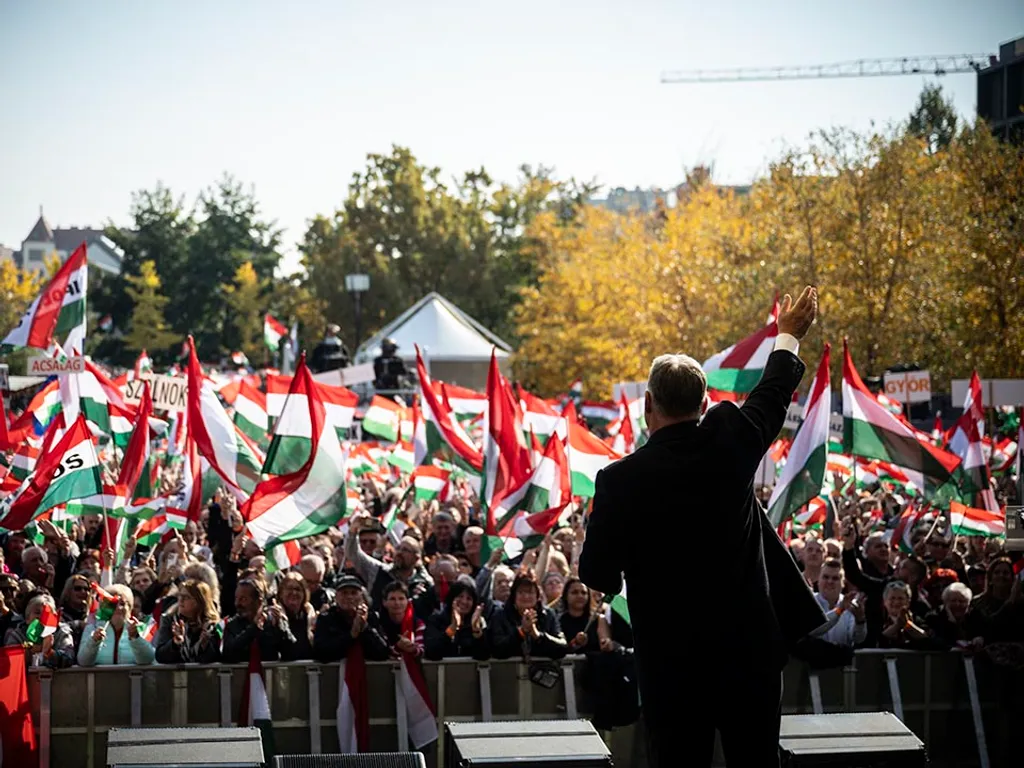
[774,333,800,356]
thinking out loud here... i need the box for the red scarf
[400,602,435,716]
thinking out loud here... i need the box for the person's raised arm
[343,513,383,586]
[733,286,817,475]
[578,471,624,597]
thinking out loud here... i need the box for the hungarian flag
[186,338,261,495]
[2,242,85,351]
[893,503,928,554]
[233,379,268,445]
[792,497,827,530]
[362,396,403,442]
[54,245,88,353]
[386,441,415,475]
[431,381,487,423]
[265,374,358,437]
[396,603,437,749]
[337,643,370,753]
[25,602,60,643]
[238,641,276,763]
[415,346,483,471]
[609,391,637,455]
[566,420,622,497]
[768,345,831,527]
[0,415,102,530]
[243,357,349,573]
[499,505,564,551]
[946,372,999,513]
[134,349,152,378]
[481,350,532,517]
[949,501,1005,538]
[702,299,779,397]
[842,340,961,490]
[90,583,120,622]
[606,583,631,627]
[412,465,450,504]
[264,313,287,351]
[118,381,153,495]
[518,386,565,444]
[0,645,37,767]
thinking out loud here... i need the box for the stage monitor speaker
[779,712,926,767]
[273,755,426,767]
[106,726,264,767]
[444,720,612,767]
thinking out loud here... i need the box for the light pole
[344,273,370,352]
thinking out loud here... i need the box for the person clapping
[77,585,155,666]
[220,576,297,663]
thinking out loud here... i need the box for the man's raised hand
[776,286,818,340]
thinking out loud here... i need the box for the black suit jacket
[578,350,826,708]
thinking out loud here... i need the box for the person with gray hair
[579,286,823,767]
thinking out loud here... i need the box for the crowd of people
[0,473,639,728]
[765,481,1024,670]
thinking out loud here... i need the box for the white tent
[356,292,512,390]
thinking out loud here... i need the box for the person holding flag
[3,594,75,668]
[76,584,154,666]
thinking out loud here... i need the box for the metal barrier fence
[26,649,1017,768]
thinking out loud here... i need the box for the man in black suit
[579,286,826,767]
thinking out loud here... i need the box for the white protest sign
[783,401,803,431]
[883,370,931,404]
[123,373,188,412]
[27,355,85,376]
[312,363,376,388]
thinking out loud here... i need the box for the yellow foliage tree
[223,261,265,363]
[124,260,179,354]
[0,260,45,345]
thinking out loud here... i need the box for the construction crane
[661,53,993,84]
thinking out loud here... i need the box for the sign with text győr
[123,373,188,412]
[27,355,86,375]
[883,370,931,404]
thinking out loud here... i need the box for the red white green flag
[949,501,1004,538]
[842,340,961,491]
[264,313,288,351]
[566,420,622,497]
[243,357,349,572]
[768,345,831,526]
[2,243,85,351]
[0,415,102,530]
[415,346,482,471]
[362,395,404,442]
[701,298,779,397]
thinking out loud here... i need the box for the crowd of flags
[1,247,1019,605]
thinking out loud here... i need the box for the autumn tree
[514,207,675,396]
[123,260,179,355]
[223,262,265,363]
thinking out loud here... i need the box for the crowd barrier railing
[26,649,1015,768]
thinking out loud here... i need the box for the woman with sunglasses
[77,585,155,666]
[58,574,92,650]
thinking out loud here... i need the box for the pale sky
[1,0,1020,270]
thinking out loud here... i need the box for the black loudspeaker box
[273,755,426,767]
[779,712,927,767]
[444,720,612,767]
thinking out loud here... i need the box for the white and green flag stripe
[566,421,621,498]
[768,346,831,527]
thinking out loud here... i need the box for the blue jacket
[77,619,156,666]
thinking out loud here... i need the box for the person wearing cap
[312,573,390,664]
[310,323,350,374]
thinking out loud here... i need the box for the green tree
[182,175,283,358]
[908,83,958,154]
[300,146,594,352]
[98,185,195,365]
[123,260,179,355]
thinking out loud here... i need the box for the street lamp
[345,273,370,351]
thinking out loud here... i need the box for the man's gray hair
[647,354,707,419]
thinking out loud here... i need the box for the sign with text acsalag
[883,370,931,404]
[123,373,188,412]
[27,355,86,376]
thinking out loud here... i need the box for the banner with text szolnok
[123,373,188,412]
